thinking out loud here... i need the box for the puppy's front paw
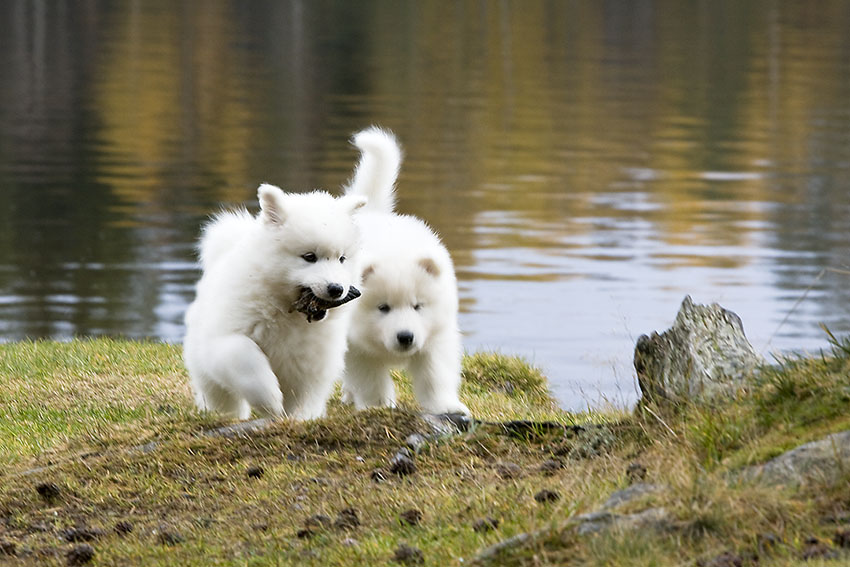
[423,399,470,416]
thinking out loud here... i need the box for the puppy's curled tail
[345,126,403,214]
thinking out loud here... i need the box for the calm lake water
[2,1,850,410]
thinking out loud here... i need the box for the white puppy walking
[183,184,366,420]
[343,127,470,415]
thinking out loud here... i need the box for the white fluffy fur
[183,184,366,420]
[342,127,469,415]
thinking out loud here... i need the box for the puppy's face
[281,240,357,302]
[258,184,366,304]
[355,258,445,356]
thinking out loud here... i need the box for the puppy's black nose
[327,283,344,298]
[397,331,414,348]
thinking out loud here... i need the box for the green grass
[1,338,850,565]
[0,339,215,465]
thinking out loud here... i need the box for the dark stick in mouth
[291,286,361,322]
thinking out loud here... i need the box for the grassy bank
[1,338,849,565]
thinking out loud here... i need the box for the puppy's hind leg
[204,335,284,418]
[193,378,247,419]
[343,350,396,410]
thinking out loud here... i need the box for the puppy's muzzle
[396,330,415,350]
[327,283,344,299]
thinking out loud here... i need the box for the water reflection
[1,0,849,410]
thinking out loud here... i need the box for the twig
[761,268,825,354]
[642,405,677,438]
[761,267,850,355]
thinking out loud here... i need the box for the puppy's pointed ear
[361,264,375,282]
[258,183,286,225]
[340,194,367,214]
[418,258,440,277]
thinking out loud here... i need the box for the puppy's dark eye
[378,304,391,314]
[339,255,346,264]
[301,252,318,263]
[413,303,423,311]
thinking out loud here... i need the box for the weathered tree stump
[634,295,763,408]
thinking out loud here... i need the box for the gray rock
[473,483,669,561]
[474,509,669,560]
[473,530,543,562]
[573,510,615,535]
[635,295,763,406]
[576,507,668,536]
[598,483,666,511]
[405,433,428,453]
[574,483,668,535]
[741,429,850,486]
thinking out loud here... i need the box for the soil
[533,489,561,503]
[114,521,134,536]
[538,459,564,476]
[626,462,647,483]
[305,514,333,529]
[392,544,424,565]
[66,544,95,565]
[333,508,361,530]
[473,517,500,533]
[399,509,422,526]
[833,527,850,548]
[0,540,17,556]
[801,536,838,560]
[154,525,185,546]
[62,527,106,543]
[35,482,61,501]
[246,465,265,479]
[495,462,521,479]
[390,449,417,477]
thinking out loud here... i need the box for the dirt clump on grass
[66,543,95,565]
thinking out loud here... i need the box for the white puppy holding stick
[183,184,366,420]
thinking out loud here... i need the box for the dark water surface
[2,1,850,410]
